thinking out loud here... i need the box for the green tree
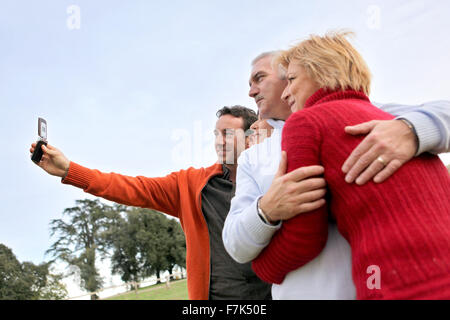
[104,205,144,287]
[21,262,48,297]
[21,262,68,300]
[0,244,33,300]
[135,208,173,283]
[46,199,117,299]
[107,207,186,286]
[0,244,67,300]
[38,272,68,300]
[166,219,186,278]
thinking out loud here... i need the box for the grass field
[105,279,188,300]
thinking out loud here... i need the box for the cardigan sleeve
[62,161,181,218]
[251,111,329,284]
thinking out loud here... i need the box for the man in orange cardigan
[30,105,326,300]
[30,104,329,299]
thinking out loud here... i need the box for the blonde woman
[251,31,450,299]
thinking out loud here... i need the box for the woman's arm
[252,111,329,284]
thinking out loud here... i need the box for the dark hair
[216,105,258,132]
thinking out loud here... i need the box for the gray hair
[250,51,281,66]
[251,50,286,80]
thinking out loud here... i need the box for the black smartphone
[31,117,48,164]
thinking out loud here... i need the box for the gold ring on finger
[376,156,387,167]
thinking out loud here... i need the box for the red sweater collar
[304,88,370,108]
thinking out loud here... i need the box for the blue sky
[1,0,449,270]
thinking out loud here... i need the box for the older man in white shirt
[222,51,450,300]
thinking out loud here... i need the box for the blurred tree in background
[166,218,186,278]
[0,243,67,300]
[2,199,186,299]
[106,206,186,286]
[46,199,117,300]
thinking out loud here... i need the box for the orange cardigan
[62,161,224,300]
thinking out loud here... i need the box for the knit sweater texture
[252,89,450,299]
[62,161,224,300]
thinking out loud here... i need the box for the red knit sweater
[252,89,450,300]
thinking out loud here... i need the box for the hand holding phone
[30,118,70,178]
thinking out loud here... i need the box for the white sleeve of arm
[222,152,281,264]
[375,100,450,155]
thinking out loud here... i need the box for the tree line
[0,199,186,300]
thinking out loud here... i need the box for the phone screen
[38,117,47,140]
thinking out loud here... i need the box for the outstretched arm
[30,143,181,217]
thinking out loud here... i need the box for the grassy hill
[105,279,188,300]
